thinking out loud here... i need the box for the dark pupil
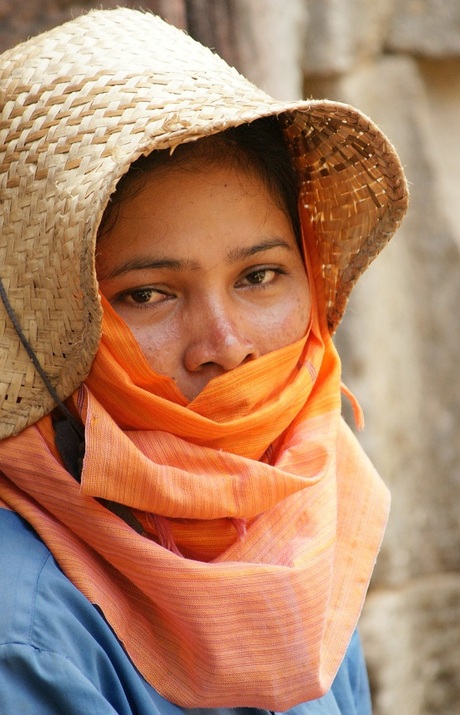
[250,270,266,284]
[132,289,153,303]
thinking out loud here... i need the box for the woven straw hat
[0,8,408,439]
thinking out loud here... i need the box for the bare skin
[96,160,311,401]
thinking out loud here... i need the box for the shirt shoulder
[0,508,54,645]
[0,508,181,715]
[0,508,118,657]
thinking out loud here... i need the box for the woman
[0,8,408,714]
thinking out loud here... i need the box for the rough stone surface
[315,55,460,581]
[303,0,396,75]
[232,0,308,99]
[307,53,460,714]
[387,0,460,56]
[360,576,460,715]
[416,58,460,250]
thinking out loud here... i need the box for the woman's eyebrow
[99,238,293,280]
[99,256,200,280]
[226,238,293,262]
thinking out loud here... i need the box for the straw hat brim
[0,8,408,438]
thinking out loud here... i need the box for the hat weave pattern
[282,108,407,327]
[0,8,408,438]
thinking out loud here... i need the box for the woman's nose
[183,305,259,374]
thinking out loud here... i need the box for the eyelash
[115,266,289,306]
[117,287,170,306]
[238,266,288,287]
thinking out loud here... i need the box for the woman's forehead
[98,119,301,249]
[97,161,299,261]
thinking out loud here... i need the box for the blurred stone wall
[1,1,459,713]
[299,4,460,714]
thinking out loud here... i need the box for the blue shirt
[0,508,372,714]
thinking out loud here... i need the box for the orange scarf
[0,220,389,709]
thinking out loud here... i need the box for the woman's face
[96,160,311,400]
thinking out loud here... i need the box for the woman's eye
[240,268,285,287]
[121,288,167,305]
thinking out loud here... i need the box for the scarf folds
[0,292,390,710]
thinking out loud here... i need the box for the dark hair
[98,116,301,245]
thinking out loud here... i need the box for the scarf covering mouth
[0,223,390,709]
